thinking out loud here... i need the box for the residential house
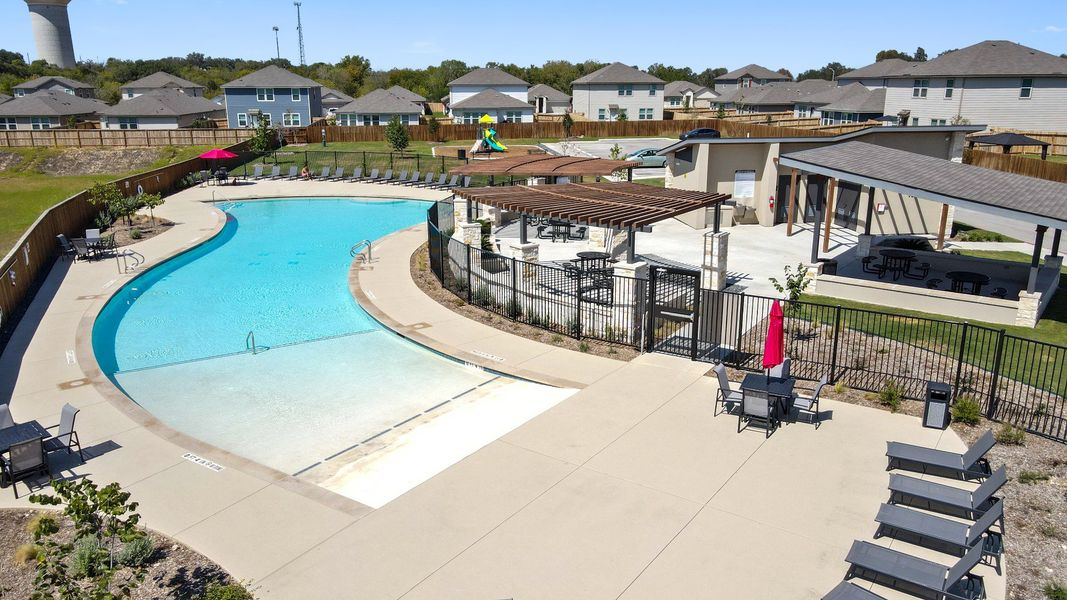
[793,82,887,123]
[221,65,322,129]
[320,87,354,116]
[713,64,789,93]
[664,81,717,110]
[447,67,530,121]
[13,75,95,99]
[0,90,106,130]
[571,62,665,121]
[528,84,570,114]
[450,89,534,124]
[100,90,225,129]
[875,40,1067,129]
[837,58,917,88]
[335,89,422,126]
[119,71,205,99]
[385,85,429,115]
[712,80,835,114]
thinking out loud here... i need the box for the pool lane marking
[393,414,421,428]
[423,399,450,414]
[291,461,321,476]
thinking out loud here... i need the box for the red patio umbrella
[762,300,785,374]
[198,148,238,160]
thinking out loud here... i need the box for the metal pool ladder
[246,330,259,355]
[350,240,373,263]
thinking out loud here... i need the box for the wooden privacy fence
[0,128,255,148]
[0,140,253,354]
[965,149,1067,183]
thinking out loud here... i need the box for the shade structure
[450,154,640,178]
[199,148,239,160]
[762,300,785,370]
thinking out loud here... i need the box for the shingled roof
[572,62,663,85]
[715,80,835,106]
[450,88,533,110]
[839,58,918,80]
[14,76,95,90]
[386,85,427,103]
[715,64,788,81]
[905,40,1067,78]
[817,88,886,114]
[101,90,223,117]
[0,90,107,116]
[664,81,713,97]
[121,71,204,90]
[337,89,422,114]
[222,65,322,89]
[528,84,570,101]
[448,67,529,87]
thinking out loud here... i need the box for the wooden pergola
[454,182,730,261]
[450,154,640,180]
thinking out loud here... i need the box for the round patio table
[945,271,991,295]
[878,249,917,281]
[576,251,611,270]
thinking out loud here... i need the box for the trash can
[456,149,466,161]
[923,381,952,429]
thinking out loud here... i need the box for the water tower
[24,0,77,68]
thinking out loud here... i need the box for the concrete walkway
[0,179,1005,599]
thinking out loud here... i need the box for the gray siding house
[448,68,530,121]
[222,65,322,129]
[100,90,225,129]
[335,89,422,126]
[120,71,205,99]
[13,75,96,99]
[712,80,835,114]
[793,82,887,123]
[321,87,354,116]
[450,89,534,124]
[713,64,789,93]
[0,90,106,129]
[528,84,570,114]
[837,58,917,89]
[664,81,717,109]
[571,62,664,121]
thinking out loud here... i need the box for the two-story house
[119,71,205,99]
[836,58,917,89]
[13,76,95,99]
[221,65,322,129]
[664,81,718,110]
[335,89,422,126]
[877,40,1067,130]
[0,90,106,130]
[571,62,664,121]
[447,67,532,123]
[713,64,789,93]
[100,90,224,129]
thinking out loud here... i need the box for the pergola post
[810,194,822,264]
[1028,225,1048,294]
[626,227,636,263]
[627,168,633,182]
[936,204,950,250]
[1052,229,1062,257]
[821,177,836,253]
[519,214,529,244]
[857,186,876,258]
[785,168,798,236]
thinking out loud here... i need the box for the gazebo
[968,132,1050,160]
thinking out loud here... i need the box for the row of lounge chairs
[248,164,469,190]
[825,430,1003,600]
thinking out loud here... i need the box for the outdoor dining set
[0,403,85,498]
[861,248,1006,298]
[535,217,587,243]
[713,358,826,437]
[57,229,116,262]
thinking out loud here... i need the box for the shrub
[566,319,581,338]
[25,512,56,537]
[130,227,143,240]
[878,380,903,412]
[427,114,442,142]
[1046,582,1067,600]
[385,115,409,153]
[504,299,522,319]
[93,209,113,231]
[14,543,42,565]
[889,237,934,251]
[561,112,574,137]
[769,263,811,305]
[118,535,155,567]
[71,535,103,577]
[578,342,590,353]
[951,395,982,425]
[1019,470,1051,485]
[202,582,255,600]
[994,423,1026,446]
[471,285,493,307]
[833,382,847,394]
[550,334,564,344]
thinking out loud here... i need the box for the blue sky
[2,0,1065,73]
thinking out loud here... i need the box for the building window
[291,88,301,101]
[598,108,606,120]
[14,90,25,97]
[1020,78,1033,98]
[649,86,656,96]
[64,88,73,95]
[911,117,919,126]
[282,112,301,127]
[337,114,353,126]
[236,113,249,127]
[0,118,15,130]
[931,118,947,126]
[912,79,929,98]
[259,113,272,126]
[617,84,633,96]
[638,108,654,120]
[945,79,954,98]
[362,114,380,126]
[256,88,275,102]
[503,111,522,123]
[740,77,752,88]
[118,117,138,129]
[30,117,51,130]
[668,97,680,106]
[460,112,482,125]
[126,91,134,99]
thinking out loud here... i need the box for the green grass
[1019,153,1067,164]
[306,138,561,155]
[633,177,665,187]
[952,222,1020,243]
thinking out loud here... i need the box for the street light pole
[272,26,280,60]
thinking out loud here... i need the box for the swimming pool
[92,198,569,502]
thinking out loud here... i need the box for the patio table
[576,251,610,270]
[879,249,916,281]
[741,374,796,418]
[946,271,991,295]
[0,421,50,455]
[549,220,571,243]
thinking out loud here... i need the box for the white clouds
[1043,25,1066,32]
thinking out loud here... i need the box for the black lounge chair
[888,466,1007,521]
[875,501,1004,574]
[844,540,986,600]
[436,175,460,190]
[887,429,994,479]
[713,363,742,416]
[391,170,408,185]
[327,167,345,180]
[266,165,282,179]
[285,166,300,180]
[317,166,330,179]
[374,169,394,184]
[823,581,886,600]
[1,437,49,499]
[393,170,419,185]
[345,167,363,182]
[357,168,379,182]
[250,165,264,179]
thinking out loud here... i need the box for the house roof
[101,90,224,117]
[715,79,836,106]
[448,67,529,87]
[320,87,354,102]
[779,140,1067,229]
[0,90,107,116]
[528,83,570,101]
[904,40,1067,78]
[120,71,204,90]
[813,86,887,114]
[0,94,10,104]
[336,89,422,115]
[221,65,322,89]
[664,80,714,97]
[715,64,787,81]
[572,62,663,85]
[450,88,533,110]
[839,58,918,80]
[656,124,985,155]
[386,85,427,103]
[14,75,95,90]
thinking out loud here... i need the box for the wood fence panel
[0,128,254,148]
[966,149,1067,183]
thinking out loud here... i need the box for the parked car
[625,148,667,168]
[679,128,721,141]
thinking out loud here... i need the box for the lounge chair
[713,363,742,416]
[266,165,282,179]
[375,169,394,184]
[888,466,1007,521]
[461,175,472,188]
[875,501,1004,574]
[793,374,827,428]
[43,403,84,464]
[329,167,344,180]
[1,437,49,499]
[425,174,449,188]
[56,234,76,261]
[844,540,986,600]
[346,167,363,182]
[316,166,330,179]
[823,581,886,600]
[284,166,299,180]
[251,165,264,179]
[415,172,436,187]
[394,171,419,185]
[0,404,13,429]
[391,170,408,185]
[356,168,378,182]
[887,429,994,479]
[738,387,779,437]
[438,175,462,190]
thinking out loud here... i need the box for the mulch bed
[104,214,175,247]
[0,509,237,599]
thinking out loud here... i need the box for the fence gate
[646,266,701,359]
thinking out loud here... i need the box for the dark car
[679,128,721,141]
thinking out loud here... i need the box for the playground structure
[470,114,508,155]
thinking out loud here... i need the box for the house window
[1020,78,1033,98]
[945,79,954,99]
[598,108,606,120]
[337,114,352,126]
[0,118,15,130]
[14,89,25,97]
[911,117,919,126]
[236,113,249,127]
[118,117,138,129]
[740,77,753,88]
[617,84,633,96]
[503,111,522,123]
[638,108,654,120]
[256,88,275,102]
[30,117,51,130]
[931,118,947,126]
[649,86,656,96]
[64,88,73,95]
[126,91,134,99]
[363,114,381,126]
[291,88,301,101]
[259,113,272,126]
[282,112,301,127]
[461,112,481,125]
[912,79,929,98]
[668,97,680,106]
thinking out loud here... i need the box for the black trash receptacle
[456,149,466,161]
[924,381,952,429]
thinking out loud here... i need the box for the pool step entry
[350,239,373,263]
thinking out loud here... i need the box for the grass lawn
[633,177,665,187]
[1019,152,1067,164]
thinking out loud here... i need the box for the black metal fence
[249,150,491,186]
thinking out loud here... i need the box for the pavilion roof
[450,154,639,177]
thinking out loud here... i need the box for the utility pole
[294,2,306,67]
[272,26,280,60]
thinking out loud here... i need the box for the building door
[834,182,861,229]
[803,175,827,224]
[775,174,793,224]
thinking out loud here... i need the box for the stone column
[453,200,466,226]
[856,234,873,258]
[458,222,481,246]
[1015,290,1042,328]
[588,227,608,250]
[510,241,538,279]
[613,261,649,347]
[701,231,729,290]
[804,262,823,294]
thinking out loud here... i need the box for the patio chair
[400,171,421,185]
[251,165,264,180]
[215,168,229,185]
[462,176,472,188]
[926,278,942,289]
[990,287,1007,299]
[86,228,101,246]
[329,167,345,180]
[437,175,460,190]
[844,539,986,600]
[376,169,394,184]
[266,165,282,179]
[713,363,742,416]
[70,237,94,261]
[1,437,49,499]
[886,429,994,479]
[357,168,379,182]
[874,500,1004,575]
[346,167,363,182]
[427,174,451,189]
[415,172,436,187]
[793,374,827,428]
[43,403,84,463]
[391,170,408,185]
[861,256,885,276]
[888,466,1007,522]
[198,170,212,185]
[0,404,14,429]
[284,166,299,180]
[823,581,887,600]
[738,388,778,438]
[56,234,76,261]
[769,356,791,379]
[569,226,588,240]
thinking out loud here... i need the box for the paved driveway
[543,137,675,179]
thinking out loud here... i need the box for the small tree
[715,104,727,119]
[769,263,812,305]
[385,115,410,153]
[427,114,442,142]
[561,112,574,138]
[682,96,691,110]
[615,110,628,122]
[609,143,622,160]
[140,192,165,226]
[87,183,124,230]
[247,118,275,155]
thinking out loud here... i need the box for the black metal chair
[861,256,885,277]
[70,237,94,261]
[56,234,77,261]
[713,364,742,416]
[2,437,49,498]
[793,375,827,428]
[738,388,779,438]
[44,403,84,464]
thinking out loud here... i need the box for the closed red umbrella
[762,300,785,373]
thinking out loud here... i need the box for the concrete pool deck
[0,179,1005,599]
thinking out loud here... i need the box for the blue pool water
[92,198,513,476]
